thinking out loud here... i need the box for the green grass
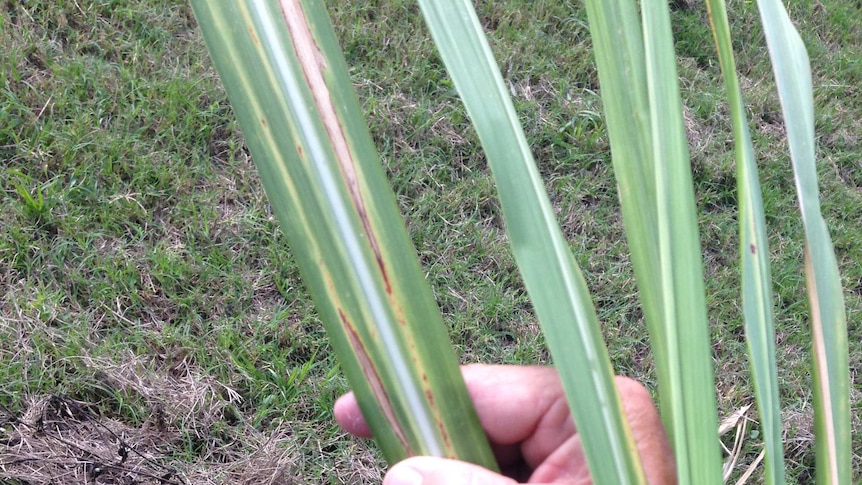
[1,0,859,483]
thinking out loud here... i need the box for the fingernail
[384,463,424,485]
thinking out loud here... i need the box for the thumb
[383,456,519,485]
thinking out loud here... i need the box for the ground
[1,1,860,484]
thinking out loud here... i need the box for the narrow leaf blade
[189,0,497,468]
[416,1,647,483]
[754,1,851,482]
[641,0,723,482]
[705,1,785,483]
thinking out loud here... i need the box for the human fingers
[615,377,677,485]
[463,366,675,483]
[383,456,521,485]
[525,376,675,483]
[332,364,566,447]
[459,364,573,469]
[333,364,572,473]
[333,392,372,438]
[334,365,675,483]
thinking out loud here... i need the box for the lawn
[1,1,860,483]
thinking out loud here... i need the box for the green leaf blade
[754,1,851,482]
[582,0,678,436]
[415,1,647,484]
[587,0,728,481]
[705,1,785,483]
[641,0,723,483]
[189,0,497,469]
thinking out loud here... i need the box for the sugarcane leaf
[640,0,723,482]
[189,0,497,469]
[414,1,648,483]
[585,0,725,481]
[754,1,851,482]
[705,1,785,483]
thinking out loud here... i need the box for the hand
[334,364,676,485]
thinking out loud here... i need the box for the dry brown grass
[0,289,383,484]
[0,347,383,484]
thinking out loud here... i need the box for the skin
[334,364,678,485]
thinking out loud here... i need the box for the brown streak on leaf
[803,248,840,483]
[338,308,412,454]
[437,421,453,455]
[280,0,392,295]
[260,117,267,128]
[750,243,756,254]
[424,377,453,455]
[248,27,259,45]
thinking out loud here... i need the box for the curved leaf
[415,1,648,484]
[754,1,851,482]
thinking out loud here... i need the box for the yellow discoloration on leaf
[804,250,839,484]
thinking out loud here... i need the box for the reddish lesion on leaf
[437,421,452,453]
[338,307,413,454]
[281,0,451,459]
[280,0,393,296]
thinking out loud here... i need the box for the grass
[0,0,859,483]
